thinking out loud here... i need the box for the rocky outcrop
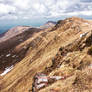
[32,73,66,92]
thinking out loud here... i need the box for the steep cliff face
[0,17,92,92]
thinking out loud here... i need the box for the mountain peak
[46,21,57,24]
[40,21,56,29]
[52,17,91,31]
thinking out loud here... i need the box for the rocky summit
[0,17,92,92]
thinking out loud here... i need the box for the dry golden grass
[0,17,92,92]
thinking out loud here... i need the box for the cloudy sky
[0,0,92,33]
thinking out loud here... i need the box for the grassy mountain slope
[0,17,92,92]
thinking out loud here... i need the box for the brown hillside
[0,17,92,92]
[0,28,41,73]
[0,26,32,43]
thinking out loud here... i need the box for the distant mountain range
[0,21,56,43]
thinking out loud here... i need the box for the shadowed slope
[0,27,41,73]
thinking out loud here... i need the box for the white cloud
[0,14,18,20]
[0,0,92,20]
[80,11,92,16]
[13,0,30,9]
[0,4,16,14]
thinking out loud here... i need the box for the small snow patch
[37,77,48,84]
[80,32,88,38]
[12,55,16,58]
[0,65,14,76]
[50,76,64,80]
[6,54,11,57]
[36,83,46,89]
[84,23,89,25]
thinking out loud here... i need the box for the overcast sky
[0,0,92,33]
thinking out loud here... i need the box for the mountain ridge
[0,21,56,43]
[0,17,92,92]
[0,26,32,43]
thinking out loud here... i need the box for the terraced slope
[0,17,92,92]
